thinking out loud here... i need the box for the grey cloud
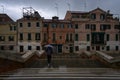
[0,0,120,20]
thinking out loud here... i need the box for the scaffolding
[22,7,41,19]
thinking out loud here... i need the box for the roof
[69,11,89,14]
[0,14,14,24]
[43,19,71,23]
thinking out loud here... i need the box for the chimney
[52,16,59,21]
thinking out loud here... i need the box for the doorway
[20,46,24,52]
[69,47,73,53]
[96,46,100,51]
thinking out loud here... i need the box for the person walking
[45,44,53,68]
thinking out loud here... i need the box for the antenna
[98,0,100,7]
[1,5,4,13]
[84,0,87,11]
[55,3,58,17]
[67,3,71,11]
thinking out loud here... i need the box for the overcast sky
[0,0,120,21]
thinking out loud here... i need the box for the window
[87,46,90,51]
[35,33,40,40]
[68,24,72,28]
[116,34,119,41]
[28,22,31,27]
[36,22,40,27]
[59,36,62,40]
[9,36,14,41]
[70,33,73,41]
[28,33,31,40]
[43,33,47,42]
[36,46,40,50]
[100,25,106,31]
[100,24,111,31]
[116,46,119,51]
[20,33,23,40]
[53,33,56,41]
[60,24,64,28]
[75,46,79,51]
[19,23,23,27]
[87,34,90,41]
[10,26,16,31]
[91,13,96,20]
[100,14,105,20]
[75,34,79,41]
[91,24,96,31]
[114,25,120,29]
[20,46,24,52]
[9,46,14,50]
[107,25,111,29]
[66,34,69,41]
[51,23,57,28]
[44,23,48,27]
[106,34,109,41]
[14,26,16,30]
[10,26,12,31]
[28,46,32,50]
[75,24,78,29]
[92,47,94,50]
[0,36,5,41]
[85,24,90,29]
[106,46,110,51]
[0,46,4,50]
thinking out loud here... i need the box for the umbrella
[44,44,53,48]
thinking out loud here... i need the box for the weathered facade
[65,8,120,53]
[0,8,120,54]
[0,14,17,53]
[42,16,74,53]
[17,7,43,54]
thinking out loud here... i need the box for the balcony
[91,41,106,46]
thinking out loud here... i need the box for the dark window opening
[35,33,40,40]
[28,22,31,27]
[9,36,14,41]
[87,46,90,51]
[20,33,23,40]
[106,46,110,51]
[85,24,90,29]
[36,46,40,50]
[106,34,110,41]
[9,46,14,50]
[91,13,96,20]
[0,46,4,50]
[75,24,78,29]
[28,33,31,40]
[75,34,79,41]
[116,46,119,51]
[28,46,32,50]
[36,22,40,27]
[75,46,79,51]
[87,34,90,41]
[20,23,23,27]
[0,36,5,41]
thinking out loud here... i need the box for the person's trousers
[47,55,51,64]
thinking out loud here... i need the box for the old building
[42,16,75,53]
[0,14,17,53]
[65,8,120,53]
[17,7,43,54]
[0,7,119,54]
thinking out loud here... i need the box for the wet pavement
[1,53,119,80]
[1,67,120,80]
